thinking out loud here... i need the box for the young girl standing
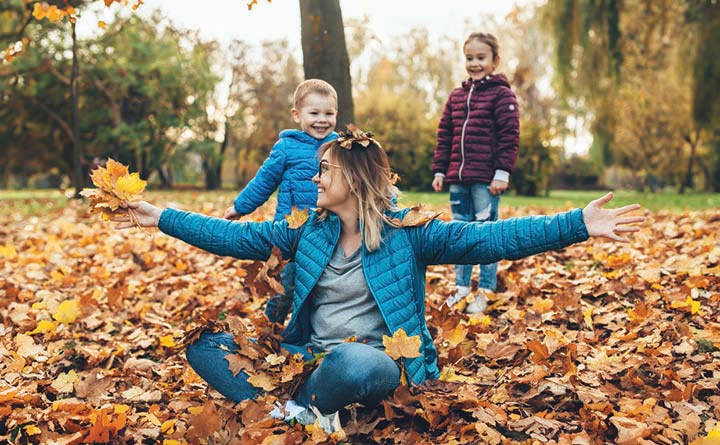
[432,32,520,314]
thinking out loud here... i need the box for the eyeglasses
[318,160,341,177]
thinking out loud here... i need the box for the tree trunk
[70,21,83,197]
[299,0,355,128]
[680,128,701,194]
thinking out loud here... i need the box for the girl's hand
[582,192,644,242]
[489,179,508,195]
[114,201,163,229]
[223,205,240,220]
[432,175,444,192]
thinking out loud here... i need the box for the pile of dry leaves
[0,194,718,444]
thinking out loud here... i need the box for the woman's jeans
[449,183,500,291]
[185,332,400,414]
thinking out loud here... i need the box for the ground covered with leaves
[1,194,718,444]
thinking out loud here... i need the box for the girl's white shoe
[465,289,492,314]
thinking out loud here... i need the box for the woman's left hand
[582,192,644,242]
[113,201,164,229]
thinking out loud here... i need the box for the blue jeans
[264,261,295,323]
[185,332,400,414]
[449,183,500,291]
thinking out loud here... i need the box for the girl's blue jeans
[185,331,400,414]
[449,183,500,291]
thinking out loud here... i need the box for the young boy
[224,79,338,322]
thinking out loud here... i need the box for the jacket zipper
[458,82,474,182]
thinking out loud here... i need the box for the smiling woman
[113,125,643,429]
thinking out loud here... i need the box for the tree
[299,0,354,127]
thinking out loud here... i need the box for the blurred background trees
[1,0,718,194]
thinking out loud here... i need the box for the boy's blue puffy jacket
[234,130,338,222]
[159,207,589,385]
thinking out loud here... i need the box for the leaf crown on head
[336,123,383,150]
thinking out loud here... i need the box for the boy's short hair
[293,79,338,109]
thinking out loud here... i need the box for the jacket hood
[279,129,338,145]
[462,73,511,90]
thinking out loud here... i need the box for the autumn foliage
[1,192,719,444]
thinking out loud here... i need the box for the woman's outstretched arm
[114,201,297,261]
[417,192,644,266]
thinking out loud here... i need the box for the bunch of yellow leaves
[80,159,146,225]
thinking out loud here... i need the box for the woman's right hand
[432,175,444,192]
[114,201,164,229]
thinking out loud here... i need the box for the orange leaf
[285,206,310,229]
[526,340,550,364]
[392,206,441,227]
[247,372,277,391]
[383,328,421,360]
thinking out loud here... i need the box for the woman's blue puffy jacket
[159,207,589,384]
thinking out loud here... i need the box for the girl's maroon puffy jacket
[432,74,519,184]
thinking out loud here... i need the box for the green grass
[401,190,720,212]
[1,189,718,217]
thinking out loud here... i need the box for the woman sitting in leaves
[115,125,643,427]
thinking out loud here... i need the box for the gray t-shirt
[309,244,389,351]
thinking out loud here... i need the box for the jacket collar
[279,129,339,145]
[461,73,510,90]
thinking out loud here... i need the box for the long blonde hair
[317,134,400,251]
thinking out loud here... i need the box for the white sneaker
[465,289,492,314]
[445,285,471,308]
[270,400,340,432]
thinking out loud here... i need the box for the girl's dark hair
[464,32,500,61]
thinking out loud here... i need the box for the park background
[1,1,719,445]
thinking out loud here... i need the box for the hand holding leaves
[81,159,146,225]
[114,201,163,229]
[582,192,644,242]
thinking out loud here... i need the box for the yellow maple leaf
[52,299,81,324]
[115,173,146,200]
[285,206,310,229]
[383,328,421,360]
[159,335,176,348]
[23,425,41,436]
[160,419,176,434]
[532,298,555,314]
[438,365,474,383]
[446,324,468,348]
[671,296,701,315]
[30,319,57,335]
[467,314,492,328]
[0,244,17,259]
[51,370,78,393]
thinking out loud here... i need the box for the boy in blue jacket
[223,79,338,323]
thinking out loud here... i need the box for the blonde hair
[317,137,400,251]
[293,79,338,109]
[464,32,500,61]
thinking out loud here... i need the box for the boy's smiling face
[291,92,337,139]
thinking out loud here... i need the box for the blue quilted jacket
[159,207,589,384]
[233,129,338,221]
